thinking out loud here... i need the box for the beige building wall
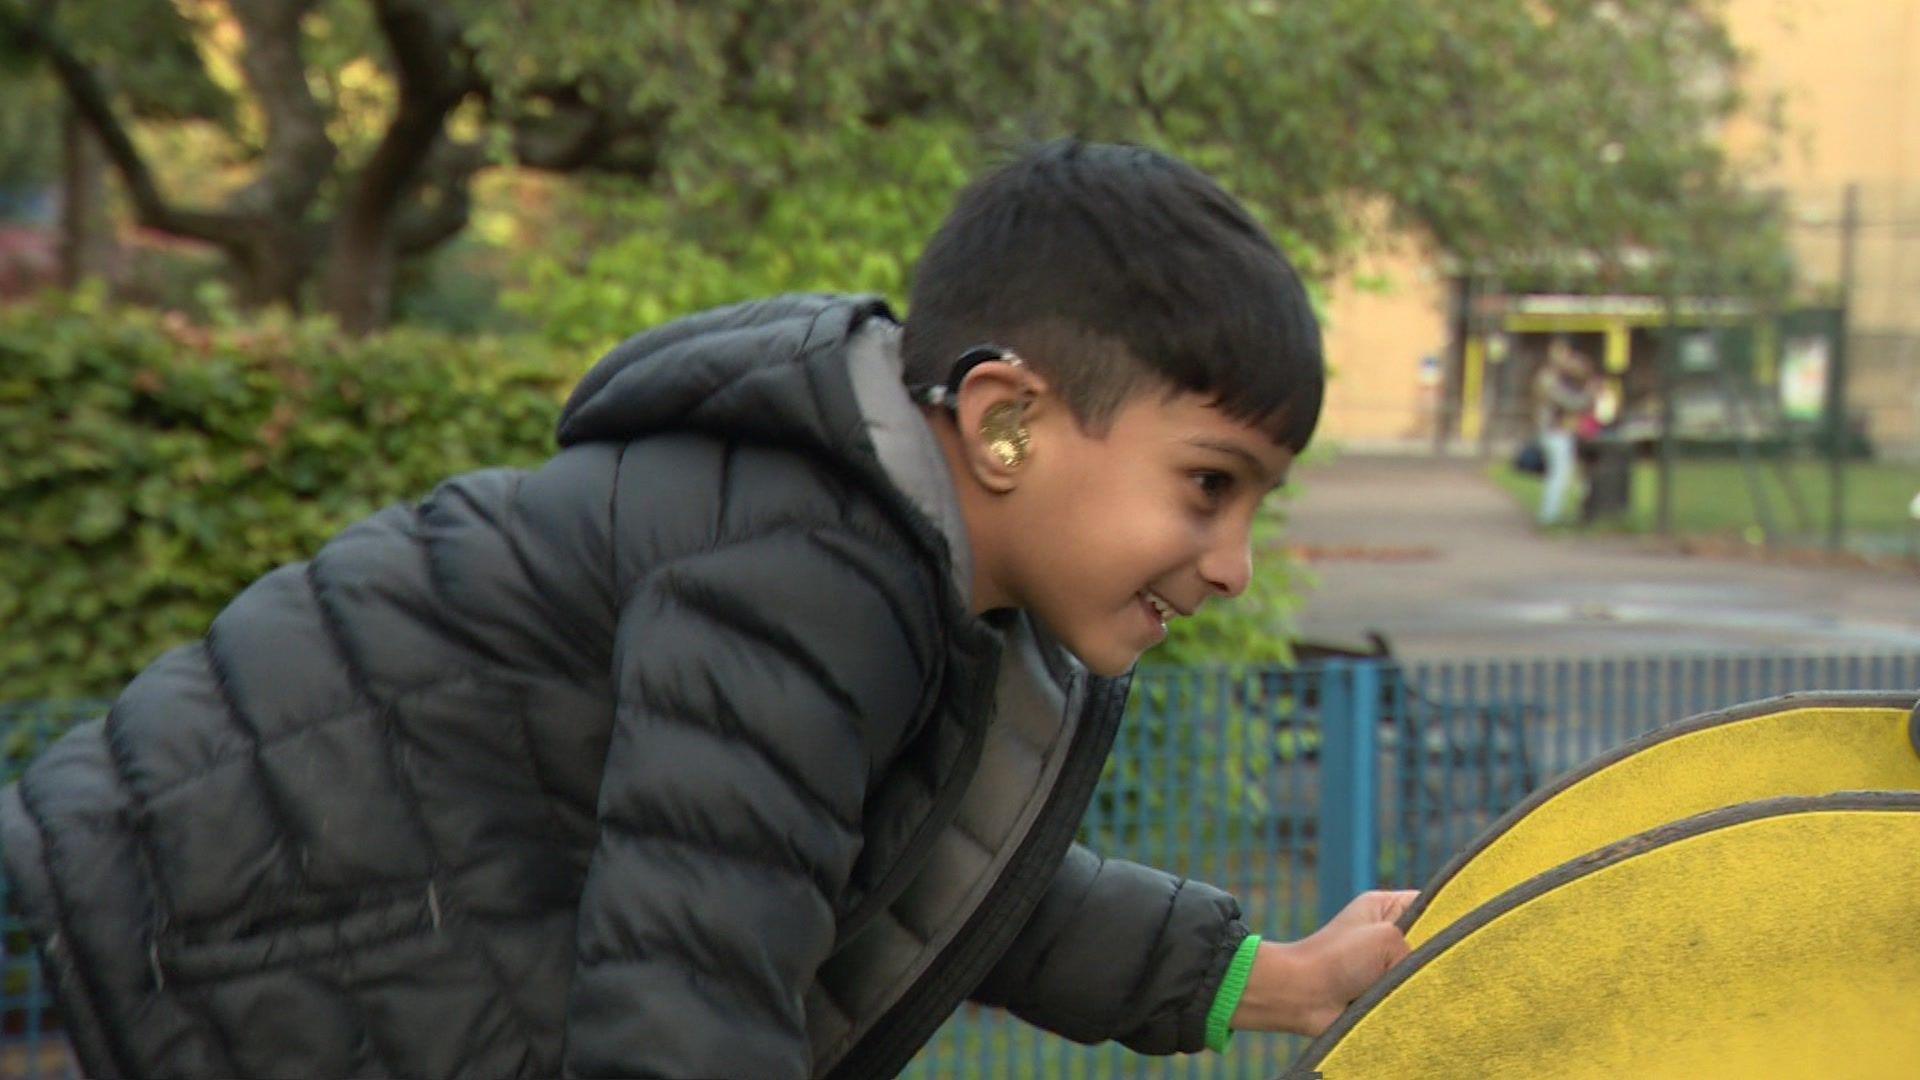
[1725,0,1918,196]
[1726,0,1920,451]
[1726,0,1919,324]
[1317,239,1451,445]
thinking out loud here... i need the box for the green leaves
[5,0,1776,326]
[0,294,579,701]
[500,118,979,351]
[481,0,1776,339]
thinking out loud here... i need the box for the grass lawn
[1490,457,1920,553]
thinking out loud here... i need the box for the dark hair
[902,140,1324,451]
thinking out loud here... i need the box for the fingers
[1372,921,1412,967]
[1346,889,1418,923]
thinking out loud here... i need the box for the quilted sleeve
[563,515,939,1078]
[969,842,1249,1055]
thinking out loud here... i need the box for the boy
[0,140,1413,1078]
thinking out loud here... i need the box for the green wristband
[1205,933,1264,1053]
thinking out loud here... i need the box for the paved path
[1281,455,1920,660]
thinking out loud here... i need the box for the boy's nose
[1198,531,1253,600]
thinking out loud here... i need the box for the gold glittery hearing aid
[980,400,1030,469]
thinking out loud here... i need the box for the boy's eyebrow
[1185,437,1287,490]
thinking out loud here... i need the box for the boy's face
[992,386,1294,677]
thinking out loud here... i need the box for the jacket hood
[557,293,897,460]
[555,291,996,677]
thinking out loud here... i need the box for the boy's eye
[1192,471,1234,503]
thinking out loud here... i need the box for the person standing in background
[1532,338,1598,526]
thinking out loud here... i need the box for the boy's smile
[939,367,1294,677]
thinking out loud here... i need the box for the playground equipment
[1285,692,1920,1079]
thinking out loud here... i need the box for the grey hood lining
[845,320,974,602]
[816,317,1090,1072]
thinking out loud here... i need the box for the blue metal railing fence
[1,649,1914,1079]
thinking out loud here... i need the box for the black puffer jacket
[1,295,1250,1078]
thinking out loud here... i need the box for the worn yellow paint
[1501,312,1649,351]
[1460,336,1486,443]
[1504,313,1629,333]
[1502,309,1752,334]
[1309,807,1920,1079]
[1407,705,1920,947]
[1602,324,1630,374]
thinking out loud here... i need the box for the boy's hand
[1231,889,1418,1037]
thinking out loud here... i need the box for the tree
[0,0,1780,332]
[0,39,58,200]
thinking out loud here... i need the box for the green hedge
[0,289,583,700]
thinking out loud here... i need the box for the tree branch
[0,0,252,247]
[338,0,474,235]
[321,0,478,330]
[394,185,470,258]
[506,86,607,171]
[226,0,335,218]
[394,138,488,256]
[500,83,664,178]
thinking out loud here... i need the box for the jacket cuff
[1205,932,1264,1052]
[1173,916,1251,1052]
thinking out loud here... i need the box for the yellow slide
[1289,792,1920,1078]
[1282,692,1920,1079]
[1406,692,1920,946]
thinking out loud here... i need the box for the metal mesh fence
[1634,184,1920,557]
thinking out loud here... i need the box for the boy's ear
[953,359,1049,494]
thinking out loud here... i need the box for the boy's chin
[1025,613,1141,677]
[1062,640,1142,678]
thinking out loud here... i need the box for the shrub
[0,288,581,699]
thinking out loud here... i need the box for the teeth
[1144,592,1174,620]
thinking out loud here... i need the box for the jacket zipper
[823,674,1129,1080]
